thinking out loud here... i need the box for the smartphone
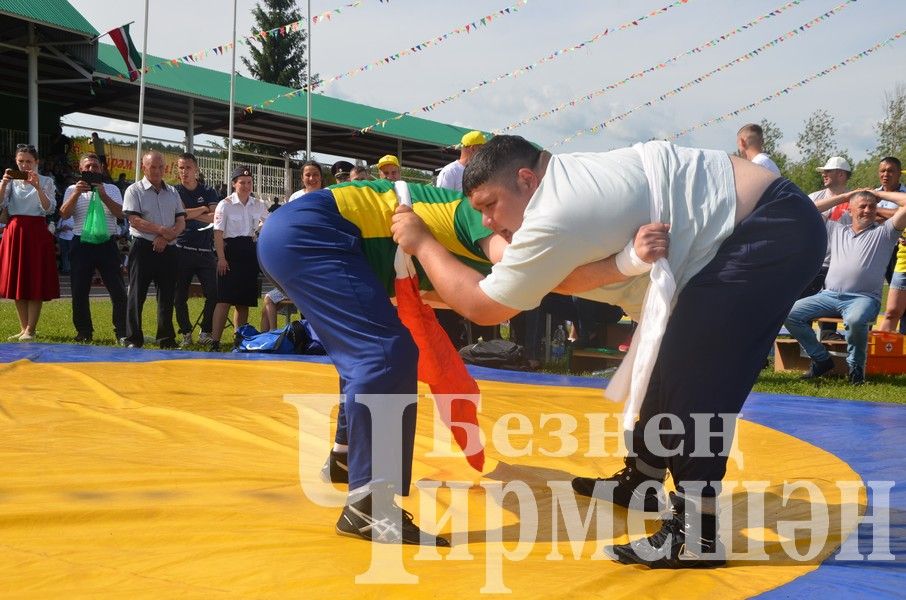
[6,169,28,180]
[79,171,105,185]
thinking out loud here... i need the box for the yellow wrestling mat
[0,358,865,598]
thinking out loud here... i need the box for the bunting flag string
[120,0,373,80]
[551,0,855,148]
[667,29,906,141]
[245,0,530,114]
[495,0,807,135]
[356,0,694,134]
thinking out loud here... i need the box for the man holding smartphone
[59,153,127,343]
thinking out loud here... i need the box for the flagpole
[306,0,311,158]
[134,3,149,182]
[227,0,238,178]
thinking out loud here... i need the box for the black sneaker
[571,458,664,511]
[605,492,725,569]
[74,333,92,343]
[320,450,349,484]
[819,331,845,342]
[336,489,450,546]
[800,357,835,380]
[848,366,865,386]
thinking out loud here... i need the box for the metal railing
[196,155,295,200]
[1,128,52,163]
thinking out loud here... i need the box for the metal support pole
[306,0,312,158]
[226,0,238,176]
[134,0,150,181]
[186,97,195,153]
[284,153,292,197]
[27,24,39,148]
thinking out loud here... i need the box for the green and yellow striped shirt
[329,179,493,295]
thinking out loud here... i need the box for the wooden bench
[567,321,635,374]
[275,299,298,327]
[774,338,848,374]
[570,348,627,374]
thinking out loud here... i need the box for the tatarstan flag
[108,23,141,81]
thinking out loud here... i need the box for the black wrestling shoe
[320,450,349,484]
[572,458,663,511]
[336,488,450,547]
[605,492,725,569]
[800,357,835,380]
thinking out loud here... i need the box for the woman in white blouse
[209,167,268,351]
[0,144,59,340]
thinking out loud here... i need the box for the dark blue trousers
[70,236,127,339]
[257,191,418,493]
[631,179,826,495]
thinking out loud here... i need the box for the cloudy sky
[66,0,906,163]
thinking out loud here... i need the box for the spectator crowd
[1,126,904,386]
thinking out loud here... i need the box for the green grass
[751,365,905,404]
[553,360,905,404]
[0,297,266,351]
[4,298,905,403]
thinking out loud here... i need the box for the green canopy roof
[0,0,98,38]
[95,43,488,153]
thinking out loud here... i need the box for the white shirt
[1,174,55,216]
[875,184,906,210]
[809,188,850,268]
[479,142,737,430]
[63,182,123,236]
[751,153,781,176]
[436,160,466,192]
[479,144,736,319]
[122,178,185,243]
[57,216,75,241]
[213,193,268,238]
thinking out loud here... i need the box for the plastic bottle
[552,324,566,360]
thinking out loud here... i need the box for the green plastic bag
[81,188,110,244]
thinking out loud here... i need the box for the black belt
[177,245,213,253]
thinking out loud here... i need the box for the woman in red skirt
[0,144,59,340]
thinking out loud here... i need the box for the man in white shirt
[736,123,781,175]
[435,130,487,192]
[121,151,186,348]
[392,135,825,569]
[59,153,127,343]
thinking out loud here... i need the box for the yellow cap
[377,155,400,169]
[461,130,487,147]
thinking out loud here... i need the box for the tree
[795,109,838,162]
[787,109,845,193]
[241,0,313,91]
[758,118,789,174]
[232,1,321,162]
[874,84,906,158]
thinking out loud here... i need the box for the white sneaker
[180,333,193,347]
[198,332,214,345]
